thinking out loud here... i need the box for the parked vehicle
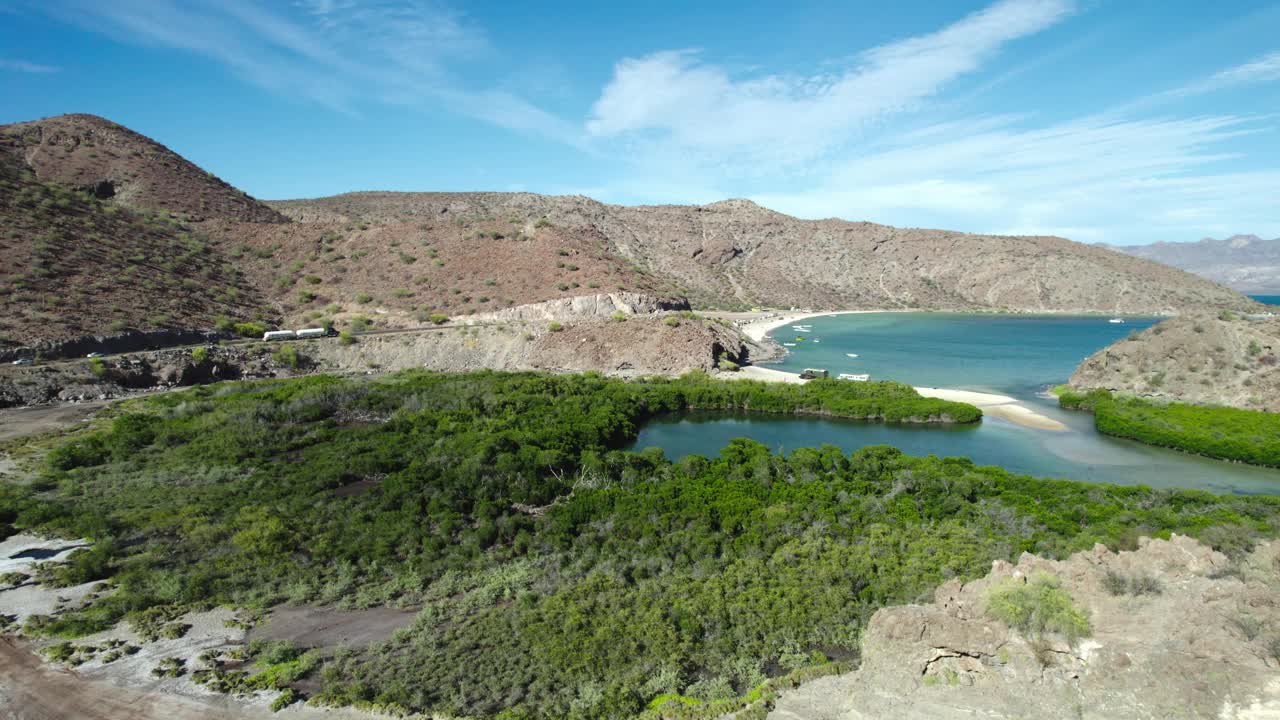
[295,328,327,339]
[262,330,297,341]
[86,352,105,358]
[11,358,33,366]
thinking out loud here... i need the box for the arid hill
[1,114,285,223]
[272,191,1261,314]
[1108,235,1280,294]
[0,113,1264,353]
[1068,312,1280,411]
[0,140,273,351]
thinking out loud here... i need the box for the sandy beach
[737,310,896,343]
[734,366,1067,432]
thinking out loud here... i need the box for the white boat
[783,343,796,347]
[813,340,820,344]
[838,373,870,381]
[846,353,859,358]
[1109,318,1125,324]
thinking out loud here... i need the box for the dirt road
[0,401,111,443]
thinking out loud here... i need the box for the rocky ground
[1069,312,1280,411]
[770,535,1280,720]
[0,295,760,409]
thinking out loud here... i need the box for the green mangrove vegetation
[3,371,1280,719]
[1058,388,1280,467]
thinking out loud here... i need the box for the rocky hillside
[0,114,285,223]
[0,143,273,351]
[1069,312,1280,412]
[272,192,1261,314]
[771,535,1280,720]
[1109,235,1280,294]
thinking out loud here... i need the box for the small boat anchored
[845,353,859,358]
[838,373,870,381]
[1109,318,1125,324]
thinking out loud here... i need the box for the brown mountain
[1106,235,1280,294]
[272,192,1260,314]
[1,113,285,223]
[0,114,1263,352]
[0,133,273,350]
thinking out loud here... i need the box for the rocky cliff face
[1109,235,1280,294]
[771,536,1280,720]
[1069,313,1280,412]
[271,192,1261,314]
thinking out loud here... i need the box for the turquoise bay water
[767,313,1160,395]
[629,313,1280,495]
[1251,295,1280,306]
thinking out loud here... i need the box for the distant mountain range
[1107,235,1280,294]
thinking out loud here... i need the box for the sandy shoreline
[738,309,900,343]
[733,366,1067,432]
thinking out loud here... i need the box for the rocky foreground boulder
[771,535,1280,720]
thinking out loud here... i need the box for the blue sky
[1,0,1278,245]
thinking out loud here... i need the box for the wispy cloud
[749,113,1279,242]
[585,0,1075,168]
[1199,51,1280,91]
[0,58,59,73]
[28,0,577,142]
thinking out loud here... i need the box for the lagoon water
[631,313,1280,495]
[1250,295,1280,306]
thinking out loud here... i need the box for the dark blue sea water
[1250,295,1280,306]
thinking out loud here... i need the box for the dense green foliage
[1059,388,1280,467]
[4,371,1280,718]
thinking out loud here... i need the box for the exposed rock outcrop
[771,536,1280,720]
[459,292,689,324]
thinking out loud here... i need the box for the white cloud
[0,58,59,73]
[1200,51,1280,90]
[749,114,1280,243]
[586,0,1074,168]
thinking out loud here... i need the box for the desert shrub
[611,312,627,322]
[428,313,449,325]
[233,322,267,338]
[1101,570,1162,596]
[88,358,106,378]
[272,345,300,369]
[355,292,372,304]
[664,317,681,327]
[548,321,563,332]
[338,332,356,346]
[191,347,209,363]
[985,573,1091,643]
[152,657,186,678]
